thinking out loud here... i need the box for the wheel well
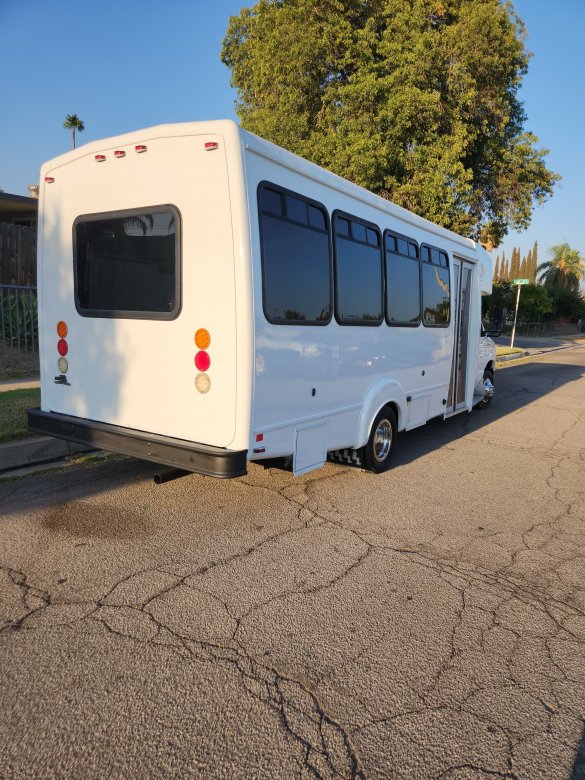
[381,401,400,429]
[485,360,495,374]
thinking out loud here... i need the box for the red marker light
[57,339,68,356]
[194,351,210,372]
[45,176,55,184]
[114,150,126,158]
[95,154,106,162]
[256,433,264,442]
[135,145,147,153]
[204,142,219,151]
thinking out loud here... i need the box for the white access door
[447,257,474,414]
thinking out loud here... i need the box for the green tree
[537,243,585,292]
[222,0,559,247]
[510,247,520,279]
[63,113,85,150]
[515,283,553,321]
[483,281,554,324]
[531,241,538,282]
[546,286,585,322]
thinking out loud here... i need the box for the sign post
[510,279,529,349]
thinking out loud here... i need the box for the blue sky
[2,0,583,267]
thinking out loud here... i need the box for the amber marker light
[194,328,211,350]
[57,321,68,338]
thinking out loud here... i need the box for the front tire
[476,368,495,410]
[362,407,397,473]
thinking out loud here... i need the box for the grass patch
[0,388,40,443]
[496,346,524,356]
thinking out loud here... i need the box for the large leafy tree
[537,243,585,292]
[63,113,85,150]
[222,0,559,247]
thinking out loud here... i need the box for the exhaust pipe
[154,468,191,485]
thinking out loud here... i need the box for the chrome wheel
[363,407,397,473]
[373,418,393,463]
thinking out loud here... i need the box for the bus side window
[258,183,332,325]
[420,243,450,327]
[385,230,421,327]
[333,212,383,326]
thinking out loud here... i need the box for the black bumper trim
[27,408,248,479]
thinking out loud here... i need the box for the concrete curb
[0,436,92,474]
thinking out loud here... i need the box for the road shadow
[392,356,585,469]
[1,354,584,512]
[572,728,585,780]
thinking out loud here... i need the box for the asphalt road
[1,346,585,780]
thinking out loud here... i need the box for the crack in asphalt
[2,364,585,778]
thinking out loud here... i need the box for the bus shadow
[393,357,585,468]
[572,728,585,779]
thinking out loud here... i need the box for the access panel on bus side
[39,133,238,448]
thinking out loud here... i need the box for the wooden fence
[0,223,37,285]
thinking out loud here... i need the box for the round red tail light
[57,339,68,356]
[194,351,210,372]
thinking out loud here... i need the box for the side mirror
[481,323,502,338]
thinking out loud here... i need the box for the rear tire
[362,407,397,473]
[476,368,495,410]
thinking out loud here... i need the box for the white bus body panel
[38,122,252,453]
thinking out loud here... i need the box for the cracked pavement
[1,347,585,779]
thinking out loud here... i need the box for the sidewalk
[0,378,91,475]
[495,333,585,366]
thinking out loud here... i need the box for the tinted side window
[385,231,420,326]
[334,213,383,325]
[421,243,450,326]
[259,184,331,324]
[74,207,180,319]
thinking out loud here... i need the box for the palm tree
[537,243,584,292]
[63,114,85,150]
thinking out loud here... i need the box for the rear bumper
[27,408,248,479]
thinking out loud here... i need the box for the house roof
[0,192,38,221]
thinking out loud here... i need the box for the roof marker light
[95,154,106,162]
[45,177,55,184]
[204,142,219,151]
[114,150,126,158]
[135,145,147,153]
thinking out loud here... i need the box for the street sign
[512,278,529,285]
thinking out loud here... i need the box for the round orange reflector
[194,328,211,350]
[57,321,68,338]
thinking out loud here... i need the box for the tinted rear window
[74,207,180,319]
